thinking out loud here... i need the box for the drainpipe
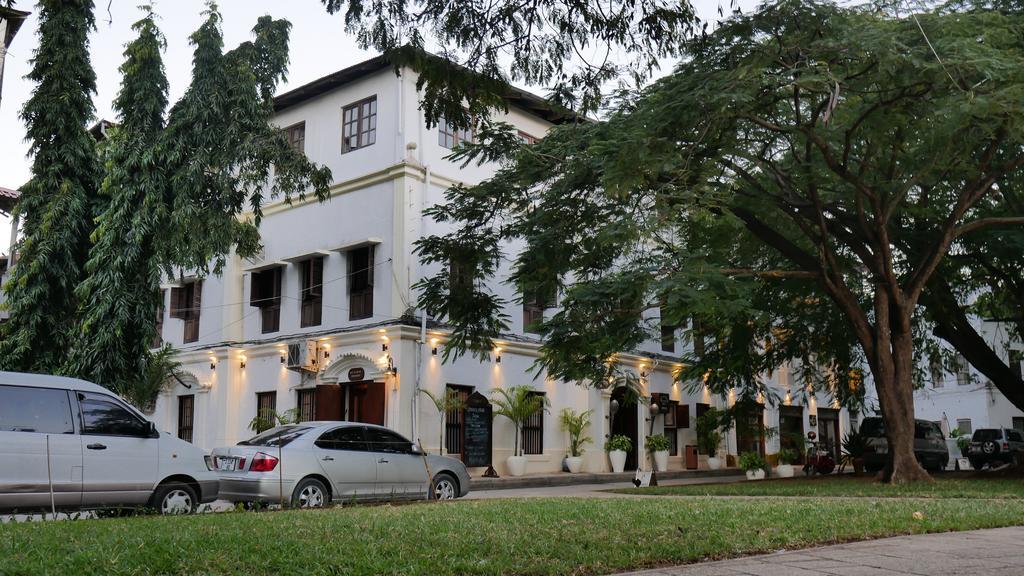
[413,164,431,445]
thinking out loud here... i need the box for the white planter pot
[566,456,584,474]
[609,450,627,473]
[745,469,766,480]
[506,455,528,477]
[653,450,669,472]
[707,456,722,470]
[775,464,795,478]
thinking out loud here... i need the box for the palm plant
[123,346,181,414]
[421,388,467,455]
[560,408,592,457]
[491,386,549,457]
[248,408,300,434]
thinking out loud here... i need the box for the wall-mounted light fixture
[430,338,439,356]
[279,352,286,364]
[239,355,247,369]
[209,356,217,370]
[322,343,331,359]
[494,347,502,363]
[639,364,649,378]
[382,343,389,352]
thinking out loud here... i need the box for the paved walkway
[617,526,1024,575]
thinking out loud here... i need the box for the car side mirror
[409,444,422,455]
[147,421,160,439]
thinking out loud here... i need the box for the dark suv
[860,417,949,472]
[967,428,1024,469]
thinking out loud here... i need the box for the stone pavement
[616,526,1024,575]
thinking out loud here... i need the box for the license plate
[216,457,238,471]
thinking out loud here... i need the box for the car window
[365,428,413,454]
[0,385,74,434]
[1008,431,1023,443]
[973,429,1001,442]
[238,425,313,447]
[860,418,885,437]
[914,421,943,440]
[78,392,150,437]
[315,426,368,451]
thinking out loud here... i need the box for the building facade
[151,55,865,475]
[914,319,1024,436]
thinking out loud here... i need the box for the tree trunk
[872,304,932,484]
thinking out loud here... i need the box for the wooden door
[349,381,386,426]
[314,385,343,421]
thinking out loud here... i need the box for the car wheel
[982,441,999,455]
[292,478,329,509]
[431,473,459,501]
[152,481,197,515]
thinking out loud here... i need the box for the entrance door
[349,381,386,425]
[610,387,639,471]
[817,408,841,460]
[314,385,343,421]
[779,405,805,460]
[736,405,766,456]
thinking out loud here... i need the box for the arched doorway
[319,353,387,425]
[610,387,639,471]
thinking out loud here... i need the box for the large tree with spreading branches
[412,0,1024,483]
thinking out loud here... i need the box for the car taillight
[250,452,278,472]
[1004,443,1010,451]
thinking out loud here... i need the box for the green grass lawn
[611,473,1024,499]
[4,496,1024,575]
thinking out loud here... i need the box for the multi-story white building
[915,319,1024,436]
[151,54,864,475]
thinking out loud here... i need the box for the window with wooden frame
[250,267,283,334]
[348,246,374,320]
[522,391,545,455]
[170,280,203,343]
[522,285,555,334]
[955,353,971,386]
[691,317,705,357]
[177,394,195,443]
[297,388,316,422]
[444,384,473,456]
[299,257,324,328]
[284,122,305,153]
[517,130,539,144]
[438,116,474,149]
[255,391,277,433]
[152,289,166,348]
[342,96,377,153]
[660,304,677,353]
[664,398,680,456]
[1010,349,1023,380]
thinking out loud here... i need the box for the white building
[151,54,863,475]
[915,319,1024,436]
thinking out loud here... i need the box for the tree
[0,0,101,372]
[420,388,466,455]
[321,0,697,125]
[415,0,1024,483]
[490,386,548,457]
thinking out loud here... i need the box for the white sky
[0,0,751,254]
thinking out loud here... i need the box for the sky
[0,0,753,256]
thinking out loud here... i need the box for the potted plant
[491,386,549,477]
[739,451,767,480]
[560,408,592,473]
[775,448,799,478]
[421,388,467,455]
[647,434,671,472]
[841,429,867,475]
[605,435,632,473]
[696,407,724,470]
[950,427,970,457]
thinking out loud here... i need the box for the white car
[211,422,471,507]
[0,371,219,514]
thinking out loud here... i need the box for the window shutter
[169,287,185,319]
[678,403,690,429]
[191,281,203,318]
[366,245,375,287]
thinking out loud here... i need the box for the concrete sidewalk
[617,526,1024,575]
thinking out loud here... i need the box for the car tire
[431,473,459,501]
[982,440,999,455]
[151,481,198,515]
[291,477,329,509]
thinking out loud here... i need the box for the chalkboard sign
[463,392,492,468]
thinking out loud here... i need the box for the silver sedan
[210,422,470,507]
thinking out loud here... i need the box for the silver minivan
[0,371,218,514]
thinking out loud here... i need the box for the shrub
[696,408,723,457]
[646,434,670,453]
[739,451,767,472]
[605,434,633,453]
[777,448,800,465]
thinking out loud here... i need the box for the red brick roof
[0,186,20,214]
